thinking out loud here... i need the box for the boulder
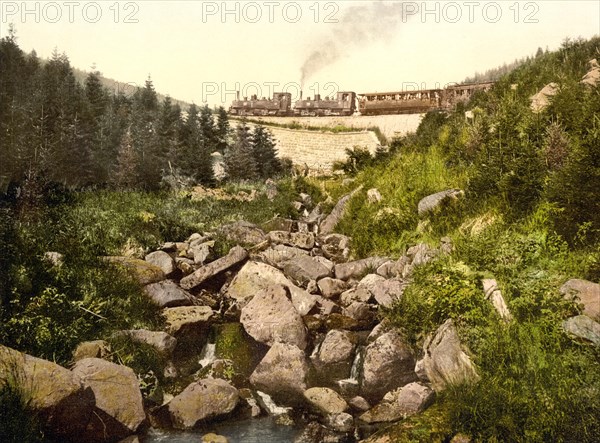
[369,279,406,308]
[318,277,349,298]
[260,245,309,269]
[167,378,239,429]
[376,259,405,279]
[349,396,371,412]
[283,255,331,287]
[202,433,229,443]
[325,313,360,331]
[560,279,600,320]
[189,241,215,265]
[72,358,145,441]
[104,256,165,285]
[344,302,376,326]
[0,345,95,441]
[180,246,248,290]
[303,387,349,415]
[250,342,309,406]
[482,279,512,321]
[417,189,464,216]
[325,412,354,433]
[530,82,559,112]
[334,257,388,281]
[312,330,357,383]
[240,284,307,350]
[143,280,194,308]
[361,331,417,402]
[217,220,266,246]
[73,340,111,362]
[416,319,479,391]
[145,250,176,276]
[225,260,314,312]
[340,287,372,306]
[115,330,177,356]
[360,382,434,423]
[162,306,214,337]
[262,216,294,233]
[319,190,358,235]
[367,188,382,204]
[406,243,439,267]
[562,315,600,346]
[294,421,345,443]
[320,233,351,263]
[291,232,316,250]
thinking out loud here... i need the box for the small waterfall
[198,342,216,368]
[256,391,292,416]
[337,346,364,395]
[349,346,364,382]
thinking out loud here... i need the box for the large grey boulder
[73,340,111,362]
[167,378,239,429]
[562,315,600,346]
[250,342,309,406]
[317,277,349,298]
[180,246,248,290]
[260,244,309,269]
[361,330,417,402]
[560,279,600,320]
[0,345,95,441]
[283,255,331,287]
[144,280,194,308]
[225,260,312,311]
[320,233,351,263]
[312,329,357,382]
[416,319,479,391]
[240,284,307,350]
[145,250,176,277]
[72,358,146,442]
[303,387,349,415]
[417,189,464,216]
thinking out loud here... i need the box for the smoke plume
[300,1,411,87]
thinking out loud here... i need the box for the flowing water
[144,417,300,442]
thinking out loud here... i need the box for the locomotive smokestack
[236,91,240,100]
[315,94,321,101]
[300,90,303,100]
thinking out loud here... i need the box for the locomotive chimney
[300,90,303,100]
[236,91,240,100]
[315,94,321,101]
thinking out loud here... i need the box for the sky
[1,1,599,107]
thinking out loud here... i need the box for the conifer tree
[215,106,230,153]
[252,124,281,178]
[225,120,258,181]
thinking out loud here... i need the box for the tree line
[0,28,284,195]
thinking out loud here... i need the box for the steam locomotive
[229,91,357,117]
[228,82,493,117]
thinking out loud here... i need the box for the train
[228,82,494,117]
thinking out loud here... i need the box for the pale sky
[1,1,599,106]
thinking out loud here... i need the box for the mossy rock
[214,323,266,383]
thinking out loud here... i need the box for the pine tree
[252,124,281,178]
[114,128,139,188]
[178,104,214,186]
[199,105,215,151]
[215,106,230,153]
[225,120,258,181]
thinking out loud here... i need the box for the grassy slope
[326,37,600,442]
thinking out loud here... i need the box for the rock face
[303,387,349,415]
[560,279,600,320]
[144,280,194,308]
[167,378,239,429]
[562,315,600,346]
[250,342,309,405]
[416,319,479,391]
[145,250,176,276]
[180,246,248,290]
[361,331,417,402]
[530,82,559,112]
[72,358,146,442]
[417,189,464,216]
[0,345,95,441]
[240,284,307,350]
